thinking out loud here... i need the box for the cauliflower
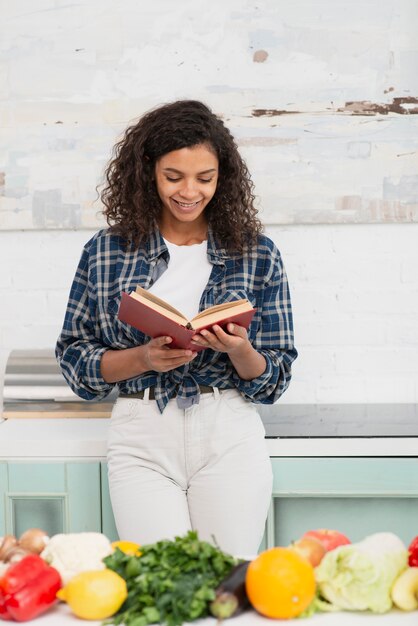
[40,532,113,584]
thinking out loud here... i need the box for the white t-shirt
[147,239,212,321]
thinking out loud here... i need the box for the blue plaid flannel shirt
[56,227,297,413]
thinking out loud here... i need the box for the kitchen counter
[3,348,416,457]
[24,603,418,625]
[0,418,110,459]
[0,411,417,459]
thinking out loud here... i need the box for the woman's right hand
[142,336,197,372]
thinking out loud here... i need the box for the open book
[118,286,256,351]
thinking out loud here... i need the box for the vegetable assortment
[1,526,418,623]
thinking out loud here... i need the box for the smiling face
[154,144,219,234]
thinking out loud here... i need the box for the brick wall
[1,224,417,404]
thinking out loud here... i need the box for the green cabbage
[314,532,408,614]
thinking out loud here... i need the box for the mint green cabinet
[2,458,416,547]
[0,463,7,536]
[0,461,101,537]
[267,458,418,548]
[100,461,118,542]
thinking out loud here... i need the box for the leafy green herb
[103,531,238,626]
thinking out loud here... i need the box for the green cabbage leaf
[314,532,408,614]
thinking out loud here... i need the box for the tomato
[407,535,418,567]
[302,529,351,552]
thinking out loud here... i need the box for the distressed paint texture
[0,0,417,228]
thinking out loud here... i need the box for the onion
[0,535,17,561]
[3,546,31,563]
[18,528,49,555]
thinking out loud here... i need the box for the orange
[111,540,141,556]
[245,547,316,619]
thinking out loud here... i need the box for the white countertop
[0,418,109,459]
[0,418,417,459]
[27,602,418,626]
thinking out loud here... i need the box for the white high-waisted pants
[107,388,273,555]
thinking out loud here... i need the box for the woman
[56,100,297,555]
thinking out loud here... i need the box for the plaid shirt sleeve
[229,241,297,404]
[55,239,115,400]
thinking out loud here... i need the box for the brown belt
[119,385,214,401]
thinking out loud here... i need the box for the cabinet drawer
[270,457,418,496]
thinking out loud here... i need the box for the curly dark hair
[100,100,263,252]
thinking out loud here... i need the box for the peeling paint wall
[0,0,417,228]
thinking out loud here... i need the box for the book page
[134,286,188,321]
[192,301,253,330]
[191,299,249,321]
[130,290,187,326]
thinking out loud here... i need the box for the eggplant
[210,560,251,619]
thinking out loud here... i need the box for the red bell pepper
[0,591,12,621]
[408,535,418,567]
[0,554,61,622]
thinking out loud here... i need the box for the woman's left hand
[191,323,250,356]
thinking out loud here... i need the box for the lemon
[57,569,127,620]
[111,540,142,556]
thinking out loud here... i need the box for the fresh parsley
[103,531,238,626]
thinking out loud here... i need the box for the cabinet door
[100,462,119,542]
[0,463,7,536]
[4,462,101,536]
[267,457,418,547]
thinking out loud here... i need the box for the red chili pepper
[0,555,61,622]
[408,535,418,567]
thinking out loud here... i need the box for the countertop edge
[0,419,417,459]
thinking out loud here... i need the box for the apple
[391,567,418,611]
[302,529,351,552]
[289,536,326,567]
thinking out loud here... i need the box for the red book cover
[118,291,256,351]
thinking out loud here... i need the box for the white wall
[1,223,417,404]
